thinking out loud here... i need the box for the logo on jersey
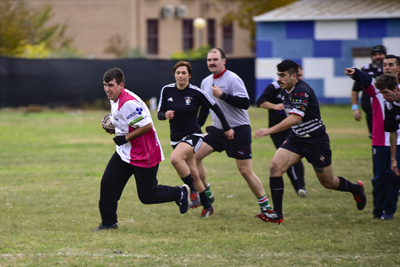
[185,97,193,105]
[168,97,173,102]
[126,108,143,120]
[320,155,325,162]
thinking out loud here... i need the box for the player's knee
[270,161,284,176]
[170,156,180,168]
[238,166,250,178]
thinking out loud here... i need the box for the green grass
[0,106,399,266]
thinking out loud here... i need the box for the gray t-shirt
[200,70,251,129]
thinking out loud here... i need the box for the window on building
[223,23,233,54]
[207,19,215,47]
[183,19,194,51]
[147,19,158,55]
[352,47,372,57]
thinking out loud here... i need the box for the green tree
[219,0,297,48]
[0,0,79,58]
[171,45,212,60]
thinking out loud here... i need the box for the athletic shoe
[257,210,284,224]
[92,222,118,231]
[176,184,190,214]
[205,185,215,204]
[201,207,214,218]
[353,181,366,211]
[190,192,201,209]
[381,211,393,220]
[298,189,308,198]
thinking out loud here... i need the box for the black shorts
[203,125,252,159]
[171,133,203,153]
[280,132,332,167]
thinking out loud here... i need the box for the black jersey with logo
[282,80,326,138]
[384,101,400,133]
[157,83,229,141]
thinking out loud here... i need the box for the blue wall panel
[286,21,314,39]
[358,19,387,38]
[304,79,324,98]
[334,58,354,77]
[256,40,273,57]
[257,22,286,40]
[274,39,313,58]
[256,79,274,100]
[314,41,342,58]
[387,19,400,37]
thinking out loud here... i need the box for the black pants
[271,130,305,191]
[99,152,181,226]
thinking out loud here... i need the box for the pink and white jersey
[110,88,164,168]
[363,80,400,146]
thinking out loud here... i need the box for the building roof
[253,0,400,22]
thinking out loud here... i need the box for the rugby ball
[101,113,115,132]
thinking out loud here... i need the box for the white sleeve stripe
[290,109,304,118]
[189,84,215,105]
[157,83,176,112]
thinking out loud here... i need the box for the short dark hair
[209,48,226,60]
[375,74,398,91]
[297,64,303,70]
[385,54,400,66]
[173,61,193,76]
[103,67,125,86]
[277,60,299,76]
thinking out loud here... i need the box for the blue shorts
[280,132,332,167]
[171,133,203,153]
[203,125,252,159]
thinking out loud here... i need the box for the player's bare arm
[351,91,362,121]
[254,114,301,139]
[259,101,284,110]
[389,131,400,177]
[125,122,153,142]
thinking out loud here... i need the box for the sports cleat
[381,211,393,220]
[201,207,214,218]
[190,192,201,209]
[92,222,118,231]
[257,210,284,224]
[298,189,308,198]
[176,184,190,214]
[205,185,215,204]
[353,181,366,211]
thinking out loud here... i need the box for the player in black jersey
[256,64,306,197]
[351,45,386,138]
[157,61,234,217]
[254,60,366,224]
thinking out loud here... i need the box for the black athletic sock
[199,191,211,209]
[336,176,361,195]
[181,174,196,192]
[270,177,284,215]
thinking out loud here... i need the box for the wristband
[351,104,359,111]
[219,93,228,101]
[113,135,127,146]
